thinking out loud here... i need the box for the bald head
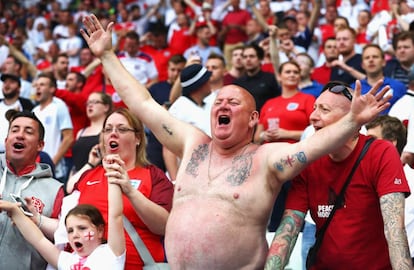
[216,85,257,113]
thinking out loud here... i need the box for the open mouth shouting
[74,241,83,251]
[13,142,25,151]
[108,141,119,151]
[218,115,230,125]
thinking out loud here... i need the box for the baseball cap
[180,64,212,96]
[1,73,21,87]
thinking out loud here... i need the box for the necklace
[207,143,251,183]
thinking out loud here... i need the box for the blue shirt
[301,81,324,98]
[351,77,407,115]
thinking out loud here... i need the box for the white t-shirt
[60,36,83,68]
[57,244,126,270]
[169,96,211,137]
[405,113,414,154]
[32,97,73,178]
[389,90,414,123]
[118,52,158,85]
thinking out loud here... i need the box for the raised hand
[350,80,391,125]
[268,25,278,39]
[88,144,103,167]
[103,154,134,195]
[80,14,114,58]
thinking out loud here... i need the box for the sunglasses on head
[323,85,353,101]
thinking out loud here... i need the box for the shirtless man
[80,14,391,269]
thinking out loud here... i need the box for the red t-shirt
[169,28,196,55]
[140,45,177,82]
[319,24,335,50]
[261,62,274,74]
[222,9,251,44]
[311,64,332,85]
[54,89,89,139]
[286,136,410,269]
[259,92,315,143]
[81,65,127,108]
[77,165,173,270]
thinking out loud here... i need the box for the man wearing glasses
[266,81,412,269]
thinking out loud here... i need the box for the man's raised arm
[80,14,194,155]
[267,80,391,182]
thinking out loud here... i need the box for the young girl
[0,155,126,270]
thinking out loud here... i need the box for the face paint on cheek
[84,231,95,241]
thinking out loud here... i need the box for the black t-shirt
[330,53,364,85]
[234,70,281,111]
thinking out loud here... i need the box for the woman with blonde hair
[68,108,174,269]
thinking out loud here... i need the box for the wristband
[87,162,96,168]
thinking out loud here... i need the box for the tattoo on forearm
[274,151,307,172]
[380,193,412,270]
[265,210,305,270]
[185,144,209,177]
[226,151,255,186]
[162,124,173,135]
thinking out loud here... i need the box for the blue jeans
[301,221,316,270]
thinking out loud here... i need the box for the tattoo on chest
[274,151,307,172]
[185,144,209,177]
[226,151,254,186]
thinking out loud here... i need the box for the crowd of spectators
[1,0,414,268]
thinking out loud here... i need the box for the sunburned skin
[166,142,306,269]
[79,13,398,270]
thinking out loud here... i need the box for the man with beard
[0,73,33,152]
[184,24,223,66]
[312,37,338,85]
[52,53,70,89]
[233,44,280,111]
[0,55,33,100]
[330,27,365,85]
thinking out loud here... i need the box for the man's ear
[37,140,45,152]
[249,111,259,128]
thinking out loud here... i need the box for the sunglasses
[324,85,353,101]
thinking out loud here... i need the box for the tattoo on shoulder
[162,124,173,135]
[226,150,255,186]
[185,144,209,177]
[274,151,307,172]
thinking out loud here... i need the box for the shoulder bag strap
[311,137,375,254]
[123,215,157,265]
